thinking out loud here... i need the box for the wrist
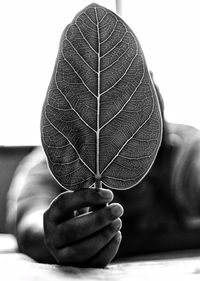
[17,209,45,236]
[16,209,55,263]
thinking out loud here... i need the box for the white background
[0,0,200,145]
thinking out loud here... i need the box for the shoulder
[167,122,200,140]
[166,122,200,150]
[167,123,200,213]
[166,122,200,174]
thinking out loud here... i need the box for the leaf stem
[95,178,102,189]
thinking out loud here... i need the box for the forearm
[6,147,63,262]
[16,208,56,263]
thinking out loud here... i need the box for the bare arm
[6,147,123,267]
[6,147,62,263]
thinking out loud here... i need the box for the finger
[45,188,114,223]
[89,203,107,212]
[56,219,122,265]
[54,204,123,247]
[88,231,122,268]
[89,184,109,212]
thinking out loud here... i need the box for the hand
[43,188,123,267]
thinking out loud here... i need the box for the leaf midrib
[95,7,101,184]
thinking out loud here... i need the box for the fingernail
[112,219,122,230]
[110,204,124,218]
[99,189,113,200]
[116,231,122,242]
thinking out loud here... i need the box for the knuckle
[111,218,122,231]
[107,203,123,220]
[57,249,70,265]
[73,249,85,263]
[89,188,101,199]
[56,223,70,242]
[56,254,65,265]
[56,223,66,238]
[58,246,78,265]
[79,188,100,203]
[96,210,107,226]
[53,192,66,209]
[44,237,52,249]
[64,222,77,242]
[54,220,79,248]
[53,191,72,209]
[101,219,121,241]
[43,208,50,222]
[43,205,57,224]
[113,231,122,244]
[102,224,115,241]
[43,209,51,230]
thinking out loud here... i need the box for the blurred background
[0,0,200,145]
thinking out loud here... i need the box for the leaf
[40,3,163,190]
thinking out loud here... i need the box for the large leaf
[41,3,163,190]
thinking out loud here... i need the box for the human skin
[43,188,123,267]
[14,79,200,267]
[16,118,200,267]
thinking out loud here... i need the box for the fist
[43,188,123,267]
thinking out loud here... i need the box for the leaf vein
[103,176,145,182]
[100,15,118,44]
[101,80,155,175]
[100,31,128,59]
[100,52,138,96]
[53,81,96,133]
[49,157,79,166]
[59,52,96,99]
[100,56,142,131]
[65,37,98,74]
[45,112,95,176]
[118,154,152,160]
[83,12,97,26]
[75,21,98,54]
[98,8,107,24]
[101,47,131,72]
[64,177,94,187]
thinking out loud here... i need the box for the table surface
[1,234,200,281]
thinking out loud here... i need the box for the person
[6,75,200,268]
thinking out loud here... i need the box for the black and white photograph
[0,0,200,279]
